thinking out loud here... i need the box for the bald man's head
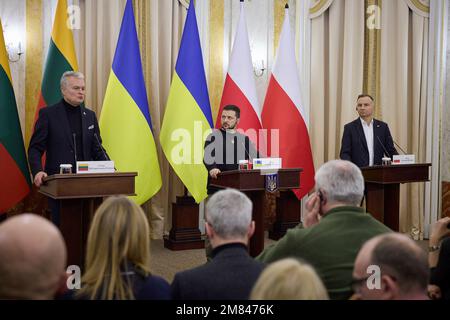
[353,233,429,300]
[0,214,67,299]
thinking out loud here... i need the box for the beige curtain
[141,0,187,238]
[310,0,365,167]
[73,0,126,114]
[309,0,429,236]
[380,0,428,238]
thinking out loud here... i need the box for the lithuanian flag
[0,19,31,212]
[34,0,78,123]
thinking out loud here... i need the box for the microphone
[72,133,78,163]
[391,137,407,155]
[376,136,391,158]
[94,133,110,161]
[240,139,253,164]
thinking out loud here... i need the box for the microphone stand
[376,136,391,158]
[392,139,407,154]
[72,133,78,164]
[94,133,110,161]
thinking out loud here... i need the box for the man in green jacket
[256,159,391,300]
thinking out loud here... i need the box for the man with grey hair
[352,233,429,300]
[257,159,391,300]
[171,189,265,300]
[28,71,109,225]
[0,214,67,299]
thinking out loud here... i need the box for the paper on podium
[76,161,115,174]
[392,155,415,165]
[252,158,282,175]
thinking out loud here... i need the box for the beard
[222,123,237,131]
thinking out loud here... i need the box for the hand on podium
[209,168,221,179]
[34,171,48,187]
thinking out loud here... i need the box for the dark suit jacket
[28,100,108,177]
[340,118,397,167]
[204,129,258,194]
[171,243,265,300]
[430,237,450,300]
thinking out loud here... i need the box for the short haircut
[370,234,429,294]
[223,105,241,119]
[250,258,329,300]
[357,94,374,102]
[60,71,85,89]
[315,160,364,206]
[205,188,252,239]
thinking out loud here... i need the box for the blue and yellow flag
[160,4,213,203]
[99,0,161,204]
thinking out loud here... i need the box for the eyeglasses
[351,276,371,293]
[351,273,397,293]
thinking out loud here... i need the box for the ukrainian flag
[160,3,213,203]
[99,0,161,204]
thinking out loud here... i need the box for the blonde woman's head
[250,258,329,300]
[80,195,151,299]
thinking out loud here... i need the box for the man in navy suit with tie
[340,94,397,167]
[28,71,109,225]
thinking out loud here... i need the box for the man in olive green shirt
[256,160,391,300]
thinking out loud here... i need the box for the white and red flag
[261,5,315,199]
[216,1,261,145]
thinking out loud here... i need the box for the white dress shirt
[360,118,374,166]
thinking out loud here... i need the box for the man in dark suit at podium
[28,71,109,225]
[203,105,258,259]
[203,105,258,194]
[340,94,397,167]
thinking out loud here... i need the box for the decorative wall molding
[178,0,189,10]
[404,0,430,17]
[309,0,334,19]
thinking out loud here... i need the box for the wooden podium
[39,172,136,267]
[210,168,301,257]
[163,195,205,251]
[361,163,431,231]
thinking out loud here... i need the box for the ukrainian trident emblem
[265,173,279,193]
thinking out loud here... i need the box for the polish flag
[261,5,315,200]
[216,1,261,146]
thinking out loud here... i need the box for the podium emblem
[265,173,278,193]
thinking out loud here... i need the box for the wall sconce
[3,23,24,63]
[6,41,23,63]
[253,59,266,77]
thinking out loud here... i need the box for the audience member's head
[352,233,429,300]
[0,214,67,299]
[205,189,254,248]
[79,195,151,300]
[250,258,329,300]
[315,159,364,212]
